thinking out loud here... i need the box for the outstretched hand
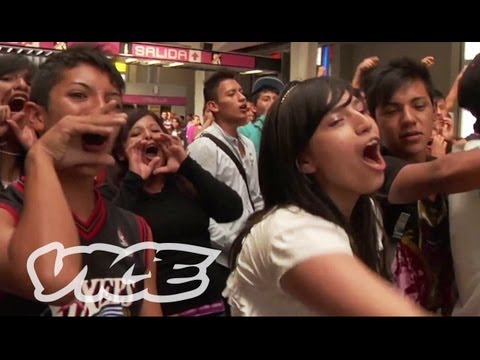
[357,56,380,73]
[421,56,435,67]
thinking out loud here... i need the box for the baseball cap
[252,76,284,95]
[458,53,480,115]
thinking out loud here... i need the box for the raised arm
[4,107,126,304]
[446,65,467,112]
[352,56,379,89]
[387,149,480,204]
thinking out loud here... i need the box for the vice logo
[27,242,221,304]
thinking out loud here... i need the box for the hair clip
[280,84,298,104]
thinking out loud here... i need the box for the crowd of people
[0,42,479,316]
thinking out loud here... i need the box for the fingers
[0,105,11,123]
[367,57,379,67]
[5,119,21,138]
[78,113,127,127]
[0,88,13,106]
[62,113,127,136]
[421,56,435,67]
[155,132,183,147]
[70,123,117,138]
[147,156,162,172]
[5,112,24,135]
[361,56,379,70]
[157,140,170,156]
[152,165,168,175]
[126,139,147,161]
[100,99,122,115]
[22,126,38,149]
[126,138,147,153]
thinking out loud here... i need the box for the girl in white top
[223,76,429,316]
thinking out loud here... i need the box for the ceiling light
[164,62,184,68]
[240,70,263,75]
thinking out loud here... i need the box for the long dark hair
[112,108,196,197]
[230,76,388,278]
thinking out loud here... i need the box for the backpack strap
[201,133,255,210]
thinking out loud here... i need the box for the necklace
[0,149,22,157]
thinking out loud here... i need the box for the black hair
[432,89,445,102]
[0,54,37,176]
[203,70,236,103]
[30,43,125,110]
[230,76,388,278]
[0,54,37,82]
[366,57,435,118]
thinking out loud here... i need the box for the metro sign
[132,43,196,62]
[126,43,257,69]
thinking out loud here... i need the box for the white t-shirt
[222,206,353,316]
[449,139,480,316]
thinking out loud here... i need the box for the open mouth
[81,134,108,152]
[82,133,107,146]
[144,144,158,160]
[362,139,384,167]
[8,97,26,112]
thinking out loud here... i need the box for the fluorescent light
[36,50,44,55]
[464,42,480,61]
[45,51,53,56]
[240,70,263,75]
[17,49,23,54]
[125,58,137,63]
[26,49,33,54]
[317,47,323,66]
[115,62,127,73]
[147,60,162,65]
[7,48,13,53]
[164,62,184,68]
